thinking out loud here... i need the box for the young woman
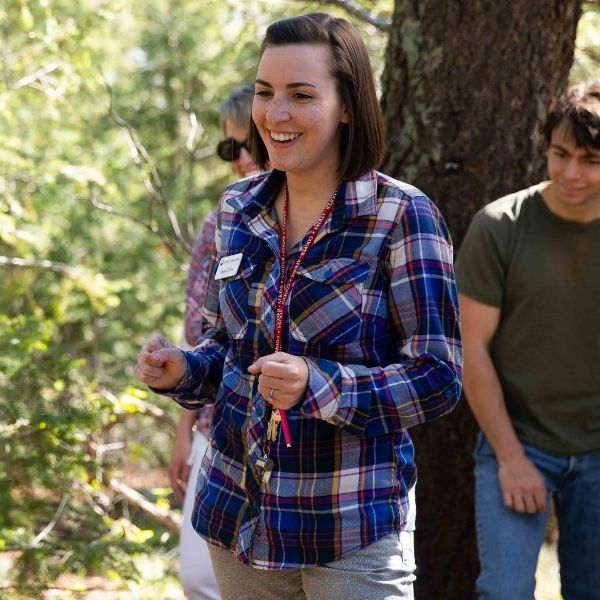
[136,13,462,600]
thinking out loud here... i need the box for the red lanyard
[270,180,338,448]
[274,181,338,352]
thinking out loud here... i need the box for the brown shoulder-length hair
[540,80,600,149]
[248,13,385,181]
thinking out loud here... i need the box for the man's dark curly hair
[541,80,600,149]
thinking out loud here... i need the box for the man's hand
[498,454,547,514]
[248,352,308,410]
[134,333,187,390]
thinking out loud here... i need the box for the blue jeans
[474,433,600,600]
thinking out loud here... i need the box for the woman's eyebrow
[255,78,317,89]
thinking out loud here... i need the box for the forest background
[1,0,598,598]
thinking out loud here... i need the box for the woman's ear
[341,104,349,124]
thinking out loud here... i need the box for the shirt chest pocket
[289,258,371,344]
[219,259,259,340]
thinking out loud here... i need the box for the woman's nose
[265,97,290,123]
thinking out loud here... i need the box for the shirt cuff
[299,357,342,423]
[149,351,207,399]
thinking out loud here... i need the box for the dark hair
[219,84,254,133]
[541,80,600,149]
[248,13,384,180]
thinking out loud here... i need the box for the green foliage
[0,0,268,590]
[572,2,600,83]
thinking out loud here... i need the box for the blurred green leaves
[0,0,267,588]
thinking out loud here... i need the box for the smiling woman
[134,12,462,600]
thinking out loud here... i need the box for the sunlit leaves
[572,2,600,82]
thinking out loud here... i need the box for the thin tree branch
[183,82,205,240]
[30,493,69,547]
[83,185,188,265]
[83,420,181,531]
[12,61,60,90]
[104,81,192,259]
[85,187,153,228]
[298,0,391,31]
[0,255,77,276]
[191,145,215,161]
[98,388,177,430]
[108,478,181,532]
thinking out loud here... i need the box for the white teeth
[271,132,300,142]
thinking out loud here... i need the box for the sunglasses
[216,138,251,162]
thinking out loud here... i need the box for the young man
[456,81,600,600]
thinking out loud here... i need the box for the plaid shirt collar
[225,169,379,229]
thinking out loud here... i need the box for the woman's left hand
[248,352,308,410]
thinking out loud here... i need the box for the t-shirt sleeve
[455,210,508,308]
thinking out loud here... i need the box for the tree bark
[380,2,582,598]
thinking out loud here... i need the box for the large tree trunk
[380,2,582,598]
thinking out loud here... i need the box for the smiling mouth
[560,184,586,195]
[270,132,301,142]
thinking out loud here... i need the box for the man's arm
[460,293,547,514]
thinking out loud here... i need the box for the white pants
[180,432,220,600]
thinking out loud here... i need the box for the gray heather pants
[207,532,415,600]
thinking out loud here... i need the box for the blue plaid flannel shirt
[163,169,462,568]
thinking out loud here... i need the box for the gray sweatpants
[207,531,415,600]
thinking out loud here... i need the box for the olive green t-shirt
[456,183,600,454]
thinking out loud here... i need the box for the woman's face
[252,43,348,180]
[224,119,257,178]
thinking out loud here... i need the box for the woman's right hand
[134,333,187,390]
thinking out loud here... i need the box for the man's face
[545,121,600,222]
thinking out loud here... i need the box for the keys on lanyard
[266,409,282,443]
[256,455,275,484]
[258,412,280,483]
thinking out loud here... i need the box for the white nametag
[214,253,244,280]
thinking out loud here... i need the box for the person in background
[138,13,461,600]
[168,84,257,600]
[456,81,600,600]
